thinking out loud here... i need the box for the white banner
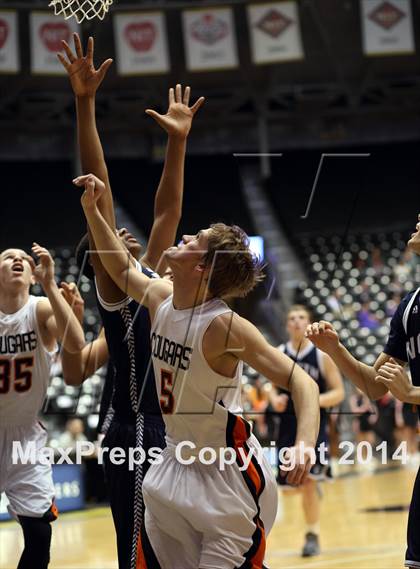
[361,0,415,55]
[248,1,304,64]
[182,7,238,71]
[30,12,79,75]
[114,12,170,75]
[0,11,19,74]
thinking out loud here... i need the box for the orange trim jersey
[0,296,56,427]
[150,295,245,450]
[143,296,278,569]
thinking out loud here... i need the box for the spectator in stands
[326,290,341,317]
[386,292,402,317]
[357,302,380,330]
[57,418,88,454]
[394,252,412,283]
[371,246,384,274]
[327,290,354,320]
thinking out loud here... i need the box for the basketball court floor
[0,466,415,569]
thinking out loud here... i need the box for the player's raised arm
[58,33,131,304]
[59,282,109,385]
[306,320,396,400]
[238,319,319,443]
[31,243,86,354]
[141,84,205,273]
[78,175,172,312]
[58,33,114,227]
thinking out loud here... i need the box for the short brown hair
[203,223,264,298]
[287,304,313,322]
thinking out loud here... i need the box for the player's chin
[9,272,26,282]
[165,246,178,258]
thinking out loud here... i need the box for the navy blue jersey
[384,288,420,407]
[96,261,163,425]
[276,341,327,446]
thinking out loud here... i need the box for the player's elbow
[63,339,87,355]
[62,370,85,386]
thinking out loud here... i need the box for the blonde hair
[287,304,313,322]
[203,223,264,299]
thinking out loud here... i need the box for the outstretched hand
[305,321,340,355]
[60,282,85,325]
[74,174,106,212]
[146,84,205,139]
[375,358,413,402]
[58,33,112,97]
[31,243,55,287]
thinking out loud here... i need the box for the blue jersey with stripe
[384,288,420,413]
[96,262,163,425]
[276,342,327,445]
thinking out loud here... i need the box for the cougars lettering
[0,331,37,355]
[151,333,193,371]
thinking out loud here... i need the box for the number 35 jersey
[150,295,246,451]
[0,296,55,427]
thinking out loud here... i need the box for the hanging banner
[114,12,170,75]
[30,12,79,75]
[361,0,415,56]
[0,11,19,74]
[247,1,304,64]
[182,7,238,71]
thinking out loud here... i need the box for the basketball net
[49,0,113,23]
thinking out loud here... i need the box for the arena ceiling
[1,0,420,159]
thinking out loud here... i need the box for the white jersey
[0,295,55,427]
[145,295,278,569]
[151,295,250,451]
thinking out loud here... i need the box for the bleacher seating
[293,229,419,365]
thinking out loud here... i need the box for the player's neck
[172,275,211,310]
[0,288,30,314]
[290,336,310,353]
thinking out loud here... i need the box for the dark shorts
[276,430,332,486]
[359,413,374,433]
[406,467,420,568]
[403,404,419,429]
[102,414,165,569]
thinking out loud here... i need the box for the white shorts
[0,421,56,519]
[142,435,277,569]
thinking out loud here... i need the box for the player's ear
[195,262,208,275]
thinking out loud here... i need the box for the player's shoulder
[401,289,419,306]
[33,295,52,326]
[32,294,49,310]
[204,309,242,345]
[393,289,420,318]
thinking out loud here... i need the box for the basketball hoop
[49,0,113,23]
